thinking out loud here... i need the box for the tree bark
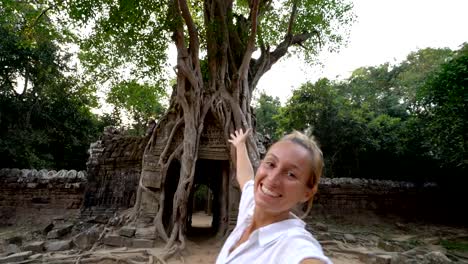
[128,0,317,257]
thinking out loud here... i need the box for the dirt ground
[1,211,467,263]
[166,212,467,263]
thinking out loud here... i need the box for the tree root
[38,250,170,264]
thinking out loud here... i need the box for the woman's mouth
[261,184,281,198]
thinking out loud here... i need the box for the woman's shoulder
[275,227,330,263]
[282,227,322,248]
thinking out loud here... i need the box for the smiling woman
[216,129,331,264]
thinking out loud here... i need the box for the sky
[256,0,468,103]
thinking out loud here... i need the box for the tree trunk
[127,0,311,258]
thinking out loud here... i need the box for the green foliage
[417,44,468,173]
[271,46,464,181]
[106,80,167,135]
[440,239,468,252]
[253,92,281,141]
[0,1,105,169]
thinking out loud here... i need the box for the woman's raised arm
[228,128,254,191]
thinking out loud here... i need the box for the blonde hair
[279,131,324,218]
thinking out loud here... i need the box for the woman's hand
[229,128,253,190]
[228,128,251,148]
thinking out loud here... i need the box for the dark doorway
[162,159,181,232]
[187,159,226,240]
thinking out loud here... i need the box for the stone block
[135,227,155,239]
[47,224,74,239]
[344,234,357,243]
[103,235,130,247]
[22,241,45,253]
[0,251,33,264]
[45,240,72,252]
[3,244,20,255]
[377,240,401,252]
[89,215,109,224]
[131,239,154,248]
[72,225,101,250]
[119,227,136,238]
[141,170,161,189]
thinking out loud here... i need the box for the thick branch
[286,0,298,38]
[158,117,184,167]
[238,0,260,81]
[250,32,316,89]
[178,0,200,64]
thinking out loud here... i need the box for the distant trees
[254,45,467,183]
[106,80,167,135]
[418,45,467,177]
[254,92,281,141]
[0,2,108,169]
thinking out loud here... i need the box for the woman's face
[254,140,315,216]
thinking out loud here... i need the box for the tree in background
[55,0,355,254]
[253,92,281,141]
[106,80,167,135]
[0,1,107,169]
[274,46,464,182]
[417,44,467,179]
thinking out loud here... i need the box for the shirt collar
[257,213,306,246]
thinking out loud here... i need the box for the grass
[440,239,468,252]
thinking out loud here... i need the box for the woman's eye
[287,172,296,178]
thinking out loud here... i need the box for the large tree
[0,1,105,169]
[44,0,354,257]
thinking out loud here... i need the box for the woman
[216,129,332,264]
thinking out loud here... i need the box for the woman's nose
[265,168,282,184]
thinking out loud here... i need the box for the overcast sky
[256,0,468,103]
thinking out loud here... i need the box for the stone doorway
[187,159,227,239]
[162,159,181,231]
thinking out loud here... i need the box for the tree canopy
[261,45,467,183]
[0,1,108,169]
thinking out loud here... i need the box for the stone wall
[309,177,455,224]
[82,127,149,217]
[0,168,86,226]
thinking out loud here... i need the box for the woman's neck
[250,206,290,231]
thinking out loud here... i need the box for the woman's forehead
[266,141,312,168]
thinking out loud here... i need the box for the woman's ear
[301,185,317,203]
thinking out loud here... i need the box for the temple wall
[308,178,457,224]
[0,169,86,225]
[82,127,149,217]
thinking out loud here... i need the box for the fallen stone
[0,251,33,264]
[89,215,109,224]
[314,222,328,232]
[22,241,44,253]
[119,227,136,238]
[103,235,130,247]
[72,225,102,250]
[5,236,22,246]
[374,254,393,264]
[47,224,74,239]
[377,240,401,252]
[3,244,20,255]
[135,227,155,239]
[422,251,451,264]
[131,239,154,248]
[344,234,357,243]
[42,223,54,235]
[45,240,72,252]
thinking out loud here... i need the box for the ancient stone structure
[0,168,86,226]
[137,112,234,237]
[310,178,443,222]
[82,126,150,217]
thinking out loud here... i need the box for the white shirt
[216,180,332,264]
